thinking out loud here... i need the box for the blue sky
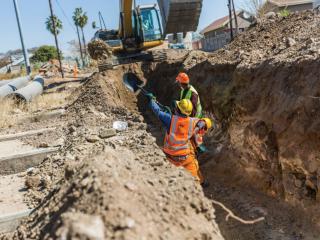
[0,0,232,54]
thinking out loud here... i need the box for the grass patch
[0,73,21,81]
[27,92,68,112]
[0,98,20,128]
[0,92,69,129]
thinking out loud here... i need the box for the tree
[67,40,81,57]
[73,8,89,56]
[30,45,61,63]
[240,0,274,18]
[79,13,88,55]
[45,15,63,35]
[73,8,85,66]
[92,21,97,29]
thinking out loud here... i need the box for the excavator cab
[138,6,163,43]
[127,5,163,51]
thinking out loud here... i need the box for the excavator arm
[119,0,134,39]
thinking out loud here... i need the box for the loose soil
[2,71,223,240]
[2,9,320,240]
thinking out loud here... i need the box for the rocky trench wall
[135,57,320,213]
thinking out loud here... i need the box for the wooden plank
[0,209,33,233]
[0,128,56,142]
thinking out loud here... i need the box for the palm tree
[78,13,89,56]
[45,14,64,78]
[45,15,63,35]
[73,8,85,66]
[73,8,88,56]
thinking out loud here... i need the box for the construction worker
[146,94,209,185]
[192,118,212,153]
[176,72,203,118]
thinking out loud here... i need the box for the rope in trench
[210,198,265,225]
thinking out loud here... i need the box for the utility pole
[231,0,239,35]
[48,0,64,78]
[227,0,234,41]
[13,0,31,75]
[76,25,85,67]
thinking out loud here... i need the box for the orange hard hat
[176,72,190,84]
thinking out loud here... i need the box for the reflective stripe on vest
[163,115,197,157]
[180,85,202,118]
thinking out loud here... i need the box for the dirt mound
[202,9,320,66]
[7,71,223,239]
[88,40,113,61]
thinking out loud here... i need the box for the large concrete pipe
[12,76,44,102]
[0,76,30,98]
[0,80,12,87]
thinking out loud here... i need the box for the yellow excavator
[89,0,202,70]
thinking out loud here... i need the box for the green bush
[30,45,62,63]
[279,9,290,17]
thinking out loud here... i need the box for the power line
[55,0,77,34]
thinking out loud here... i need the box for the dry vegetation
[0,98,19,128]
[26,92,68,112]
[0,73,21,81]
[0,92,69,128]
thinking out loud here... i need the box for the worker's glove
[145,93,156,100]
[197,145,208,154]
[163,106,172,114]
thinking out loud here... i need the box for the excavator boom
[119,0,134,39]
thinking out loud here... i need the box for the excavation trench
[6,50,319,240]
[119,54,320,239]
[6,11,320,239]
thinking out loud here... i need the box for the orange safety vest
[163,115,197,157]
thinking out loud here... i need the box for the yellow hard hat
[176,99,193,116]
[202,118,212,129]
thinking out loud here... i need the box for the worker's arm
[193,120,208,153]
[149,99,172,130]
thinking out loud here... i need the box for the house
[265,0,313,12]
[0,54,33,74]
[200,11,252,52]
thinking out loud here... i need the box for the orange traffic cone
[73,65,78,78]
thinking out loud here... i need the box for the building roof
[200,15,230,35]
[268,0,313,6]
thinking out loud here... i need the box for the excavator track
[98,51,167,72]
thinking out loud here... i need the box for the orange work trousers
[167,152,204,184]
